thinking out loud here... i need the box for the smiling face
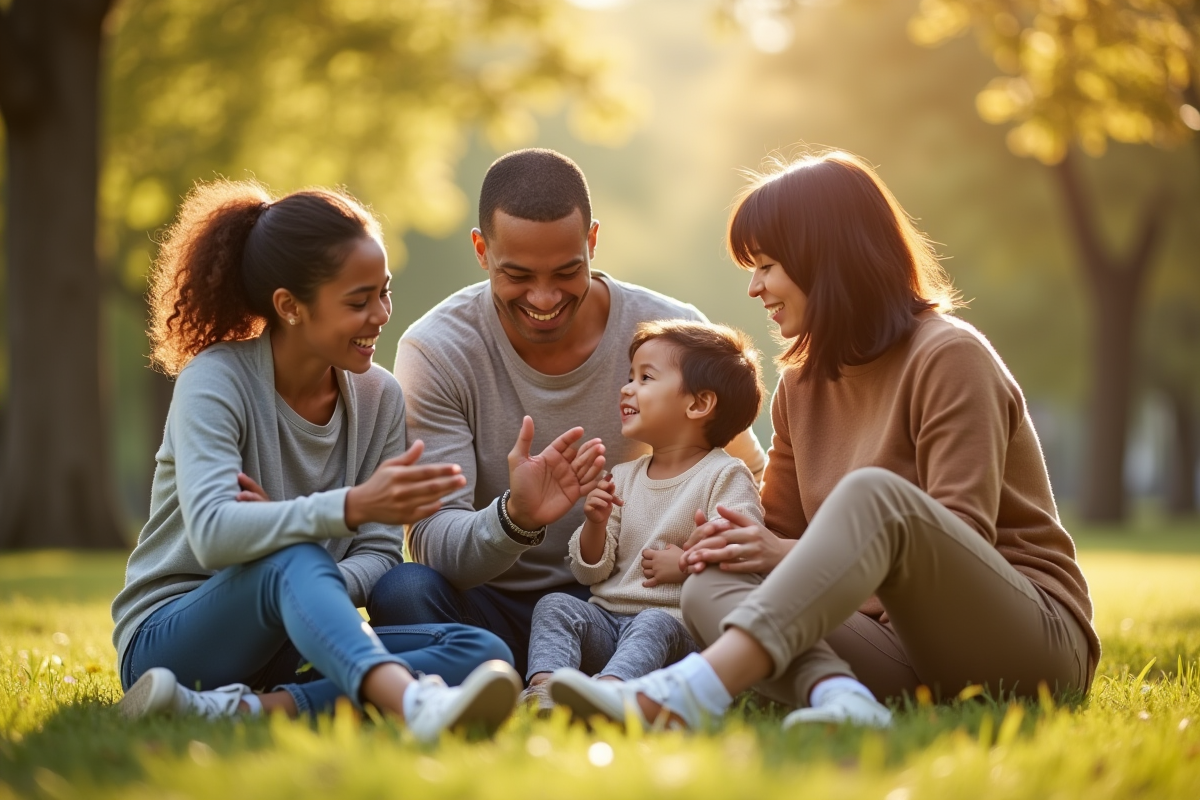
[474,208,598,346]
[295,236,392,374]
[747,250,809,340]
[619,338,696,447]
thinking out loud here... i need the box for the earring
[288,318,297,326]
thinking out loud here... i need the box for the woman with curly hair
[111,180,529,739]
[548,151,1099,730]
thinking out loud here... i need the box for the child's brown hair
[628,319,764,448]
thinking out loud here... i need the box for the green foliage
[2,534,1199,799]
[909,0,1198,164]
[99,0,645,288]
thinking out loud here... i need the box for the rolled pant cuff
[280,683,312,715]
[343,654,411,707]
[721,603,794,682]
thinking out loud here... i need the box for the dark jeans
[367,562,591,679]
[121,543,513,715]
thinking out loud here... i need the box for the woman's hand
[236,473,271,502]
[344,440,466,529]
[583,475,623,525]
[641,543,686,587]
[680,505,794,575]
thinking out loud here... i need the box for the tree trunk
[1162,382,1198,517]
[0,0,125,548]
[1052,153,1170,523]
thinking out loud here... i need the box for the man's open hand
[506,416,606,530]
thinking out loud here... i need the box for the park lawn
[1,524,1198,800]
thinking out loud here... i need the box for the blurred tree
[0,0,638,548]
[0,0,125,549]
[726,0,1198,521]
[102,0,639,518]
[907,0,1198,521]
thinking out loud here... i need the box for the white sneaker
[547,668,704,730]
[118,667,252,719]
[781,688,893,729]
[405,660,521,743]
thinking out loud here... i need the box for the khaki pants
[680,468,1089,706]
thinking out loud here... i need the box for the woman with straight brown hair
[546,150,1100,730]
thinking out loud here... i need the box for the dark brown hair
[148,179,381,375]
[727,150,959,381]
[629,319,764,448]
[478,148,591,239]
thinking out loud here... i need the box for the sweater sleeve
[759,376,809,540]
[395,340,530,590]
[172,361,354,571]
[706,461,766,526]
[724,427,767,484]
[337,387,408,607]
[911,335,1023,545]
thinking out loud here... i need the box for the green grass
[2,523,1199,799]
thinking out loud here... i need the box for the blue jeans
[367,562,591,679]
[120,543,513,715]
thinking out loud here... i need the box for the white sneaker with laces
[781,688,893,729]
[404,660,521,743]
[547,668,705,730]
[118,667,253,719]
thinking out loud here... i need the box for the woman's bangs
[729,182,784,269]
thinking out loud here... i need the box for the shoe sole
[444,660,522,736]
[118,667,178,719]
[548,670,629,726]
[781,707,893,729]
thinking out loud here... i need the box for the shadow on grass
[0,701,275,795]
[1069,514,1200,554]
[0,550,131,604]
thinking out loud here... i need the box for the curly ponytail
[148,179,380,375]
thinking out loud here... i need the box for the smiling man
[366,149,766,676]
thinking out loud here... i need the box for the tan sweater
[568,448,764,620]
[762,312,1101,677]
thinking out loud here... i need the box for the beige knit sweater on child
[567,447,765,621]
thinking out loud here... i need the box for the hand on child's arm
[641,543,686,587]
[682,506,794,575]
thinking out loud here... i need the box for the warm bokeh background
[1,0,1197,538]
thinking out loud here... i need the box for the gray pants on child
[526,592,697,682]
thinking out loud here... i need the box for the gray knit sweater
[111,333,407,668]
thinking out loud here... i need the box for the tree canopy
[101,0,644,292]
[908,0,1197,164]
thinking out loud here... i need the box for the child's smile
[619,338,695,449]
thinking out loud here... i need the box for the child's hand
[641,543,686,587]
[583,475,623,524]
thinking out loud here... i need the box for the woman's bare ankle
[360,662,415,718]
[254,690,298,717]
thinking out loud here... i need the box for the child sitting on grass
[521,319,766,710]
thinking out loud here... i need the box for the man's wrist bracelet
[498,489,547,545]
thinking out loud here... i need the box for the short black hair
[478,148,592,239]
[629,320,765,448]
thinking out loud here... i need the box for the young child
[522,319,766,710]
